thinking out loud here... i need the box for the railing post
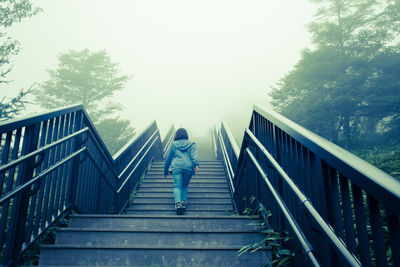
[155,129,164,160]
[8,123,40,266]
[68,111,83,211]
[216,129,223,160]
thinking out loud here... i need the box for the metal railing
[162,125,176,158]
[216,104,400,267]
[0,105,167,266]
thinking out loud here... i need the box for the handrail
[0,104,83,132]
[0,127,89,173]
[253,104,400,214]
[113,120,156,161]
[118,129,159,178]
[0,148,87,205]
[245,148,320,267]
[84,150,118,194]
[221,121,240,159]
[0,105,166,266]
[217,130,235,194]
[245,129,361,267]
[211,127,218,159]
[162,125,175,158]
[218,104,400,267]
[117,134,160,193]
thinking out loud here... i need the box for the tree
[96,117,135,155]
[0,0,41,120]
[270,0,400,148]
[35,49,134,153]
[35,49,131,121]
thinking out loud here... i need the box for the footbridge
[0,104,399,266]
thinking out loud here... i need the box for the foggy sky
[2,0,315,138]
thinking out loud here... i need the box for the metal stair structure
[38,142,272,266]
[2,104,399,267]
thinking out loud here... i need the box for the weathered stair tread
[140,180,228,184]
[136,193,230,198]
[69,214,254,219]
[132,196,232,203]
[55,228,265,247]
[41,244,270,249]
[40,245,271,267]
[124,209,234,215]
[68,215,259,231]
[136,187,230,192]
[128,202,233,208]
[145,175,227,178]
[138,184,228,189]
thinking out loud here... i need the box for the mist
[2,0,315,139]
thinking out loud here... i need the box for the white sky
[2,0,316,138]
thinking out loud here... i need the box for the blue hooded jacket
[164,139,199,175]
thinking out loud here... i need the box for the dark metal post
[9,123,40,266]
[68,111,83,210]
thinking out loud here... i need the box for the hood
[173,139,194,151]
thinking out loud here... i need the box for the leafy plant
[19,213,70,266]
[238,200,294,266]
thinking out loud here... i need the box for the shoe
[175,202,183,215]
[181,201,187,210]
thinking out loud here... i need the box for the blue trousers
[172,169,192,203]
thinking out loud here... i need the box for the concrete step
[145,173,226,180]
[147,169,226,174]
[132,196,232,203]
[134,192,232,198]
[147,171,226,175]
[55,228,265,247]
[151,161,223,166]
[40,245,271,267]
[127,202,233,210]
[125,209,234,215]
[68,215,258,231]
[136,187,230,193]
[142,178,227,183]
[139,182,228,188]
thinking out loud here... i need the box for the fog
[2,0,315,139]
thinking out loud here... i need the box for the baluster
[352,184,372,267]
[33,120,49,239]
[8,122,40,263]
[60,113,74,210]
[69,111,84,211]
[0,131,12,194]
[40,118,55,232]
[368,196,388,267]
[0,129,22,266]
[25,121,47,244]
[386,210,400,267]
[53,115,66,218]
[338,174,357,254]
[47,116,61,222]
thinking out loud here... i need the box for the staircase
[39,142,271,266]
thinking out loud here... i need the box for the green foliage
[0,84,35,120]
[269,0,400,176]
[35,49,131,122]
[19,214,69,266]
[34,49,134,152]
[95,116,135,155]
[0,0,42,120]
[352,143,400,179]
[238,200,293,266]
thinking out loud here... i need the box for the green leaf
[278,249,291,256]
[277,256,292,267]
